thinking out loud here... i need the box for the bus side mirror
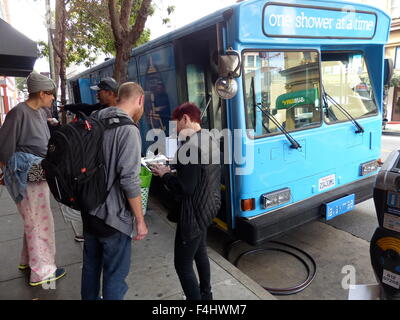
[218,49,241,78]
[215,77,238,100]
[215,49,241,99]
[384,58,394,87]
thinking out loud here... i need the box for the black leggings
[174,228,211,300]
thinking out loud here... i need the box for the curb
[207,248,276,300]
[382,130,400,136]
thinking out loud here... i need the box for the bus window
[99,66,113,79]
[243,51,321,138]
[321,52,378,123]
[127,57,138,82]
[186,64,208,128]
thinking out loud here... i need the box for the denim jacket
[4,152,43,203]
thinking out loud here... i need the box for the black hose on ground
[225,240,317,296]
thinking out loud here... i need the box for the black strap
[103,116,138,130]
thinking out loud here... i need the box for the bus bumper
[235,175,376,246]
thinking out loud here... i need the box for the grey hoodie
[88,107,142,238]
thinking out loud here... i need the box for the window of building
[393,0,400,18]
[395,47,400,70]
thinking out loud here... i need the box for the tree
[65,0,152,67]
[108,0,153,83]
[38,0,174,107]
[52,0,68,107]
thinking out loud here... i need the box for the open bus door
[173,24,233,234]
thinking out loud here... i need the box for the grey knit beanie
[27,72,56,94]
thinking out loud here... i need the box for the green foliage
[167,5,175,15]
[40,0,159,69]
[15,77,27,93]
[37,40,49,60]
[66,0,156,64]
[390,71,400,88]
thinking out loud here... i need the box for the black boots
[201,291,213,300]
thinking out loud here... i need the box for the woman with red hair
[152,102,221,300]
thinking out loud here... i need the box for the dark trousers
[174,227,212,300]
[81,231,132,300]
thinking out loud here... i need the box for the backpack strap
[103,116,138,130]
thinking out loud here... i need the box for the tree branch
[120,0,134,33]
[128,0,152,44]
[50,29,63,59]
[108,0,122,42]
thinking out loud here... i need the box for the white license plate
[382,270,400,289]
[383,213,400,233]
[319,174,336,192]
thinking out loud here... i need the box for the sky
[6,0,239,74]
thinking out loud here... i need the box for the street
[326,135,398,243]
[207,134,399,300]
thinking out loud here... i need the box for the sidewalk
[0,185,275,300]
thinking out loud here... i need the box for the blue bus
[68,0,391,245]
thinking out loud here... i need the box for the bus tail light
[261,188,291,209]
[360,160,379,176]
[241,198,255,211]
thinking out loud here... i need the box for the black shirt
[81,211,118,238]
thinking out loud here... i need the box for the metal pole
[45,0,56,83]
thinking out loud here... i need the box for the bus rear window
[321,52,378,123]
[243,51,322,138]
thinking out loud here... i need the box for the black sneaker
[29,268,66,287]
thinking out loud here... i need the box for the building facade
[0,0,21,125]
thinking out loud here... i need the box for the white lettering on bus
[269,13,292,28]
[295,12,334,29]
[268,11,374,33]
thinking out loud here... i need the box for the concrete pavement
[0,185,275,300]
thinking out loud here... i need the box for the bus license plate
[325,194,355,221]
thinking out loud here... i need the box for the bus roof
[69,0,390,81]
[69,3,237,81]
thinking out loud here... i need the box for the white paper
[165,137,178,159]
[348,284,381,300]
[141,154,169,171]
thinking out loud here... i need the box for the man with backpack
[44,81,147,299]
[83,82,148,300]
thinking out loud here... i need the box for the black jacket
[162,130,221,242]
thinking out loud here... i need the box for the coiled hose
[225,239,317,296]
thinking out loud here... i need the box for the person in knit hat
[0,71,66,287]
[27,72,57,94]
